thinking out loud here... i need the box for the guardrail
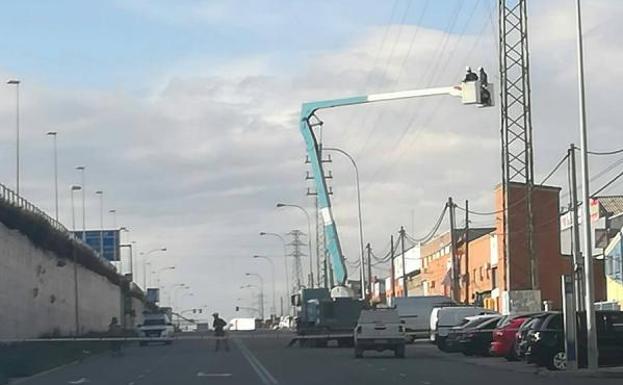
[0,182,113,268]
[0,183,69,234]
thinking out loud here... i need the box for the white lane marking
[68,379,89,384]
[137,374,145,379]
[421,381,431,385]
[128,382,135,385]
[197,372,233,377]
[234,339,278,385]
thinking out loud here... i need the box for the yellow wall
[606,276,623,307]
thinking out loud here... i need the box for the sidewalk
[537,366,623,379]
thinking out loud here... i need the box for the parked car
[354,308,406,358]
[430,306,497,350]
[444,315,500,352]
[137,312,175,346]
[458,315,502,356]
[513,312,551,360]
[490,313,540,360]
[525,310,623,370]
[393,296,455,340]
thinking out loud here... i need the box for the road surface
[13,332,621,385]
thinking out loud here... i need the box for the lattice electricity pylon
[499,0,537,290]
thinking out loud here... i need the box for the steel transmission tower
[499,0,538,298]
[287,230,306,289]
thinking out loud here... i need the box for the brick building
[413,182,606,313]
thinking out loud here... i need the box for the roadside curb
[535,369,623,379]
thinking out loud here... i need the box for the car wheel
[437,338,447,352]
[394,345,405,359]
[354,346,363,359]
[548,351,567,371]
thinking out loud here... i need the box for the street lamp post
[69,184,82,335]
[7,79,20,196]
[47,131,59,221]
[109,209,117,228]
[324,147,366,300]
[253,255,276,317]
[259,232,290,301]
[173,285,189,310]
[240,284,261,318]
[245,273,265,320]
[95,190,104,257]
[141,247,167,289]
[152,266,175,288]
[70,185,82,232]
[76,166,86,241]
[574,0,598,369]
[276,203,314,288]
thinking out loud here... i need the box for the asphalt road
[12,332,622,385]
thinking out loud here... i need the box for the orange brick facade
[415,182,606,312]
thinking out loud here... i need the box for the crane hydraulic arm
[298,75,493,292]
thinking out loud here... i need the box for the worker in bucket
[212,312,229,352]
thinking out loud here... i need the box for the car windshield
[1,2,620,384]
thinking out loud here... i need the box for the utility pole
[464,200,470,304]
[366,243,372,300]
[287,230,305,289]
[305,120,333,288]
[400,227,408,297]
[448,197,459,303]
[569,144,584,311]
[390,235,396,303]
[574,0,598,369]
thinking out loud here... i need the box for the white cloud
[1,0,622,318]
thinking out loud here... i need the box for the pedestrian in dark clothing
[478,67,491,105]
[478,67,488,85]
[213,313,229,352]
[108,317,123,355]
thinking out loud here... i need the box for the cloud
[0,0,621,318]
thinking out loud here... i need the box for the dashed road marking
[68,378,89,384]
[197,372,233,377]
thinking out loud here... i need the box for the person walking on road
[212,312,229,352]
[108,317,123,356]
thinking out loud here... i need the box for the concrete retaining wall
[0,222,123,338]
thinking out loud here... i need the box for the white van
[393,296,455,339]
[354,308,406,358]
[430,306,497,349]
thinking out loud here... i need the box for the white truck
[137,311,175,346]
[393,296,456,340]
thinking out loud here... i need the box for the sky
[0,0,622,319]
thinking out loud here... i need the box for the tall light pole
[259,232,290,301]
[245,273,265,320]
[7,79,20,196]
[325,147,365,300]
[70,185,82,232]
[574,0,598,369]
[173,285,189,310]
[253,255,276,317]
[76,166,86,241]
[153,266,175,288]
[109,209,117,228]
[69,184,82,335]
[46,131,59,221]
[240,285,261,318]
[276,203,314,288]
[141,247,167,289]
[95,190,104,257]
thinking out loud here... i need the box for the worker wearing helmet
[464,66,478,82]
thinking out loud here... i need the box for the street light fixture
[245,273,265,320]
[253,255,276,317]
[152,265,175,287]
[259,232,290,300]
[276,203,315,287]
[46,131,59,221]
[109,209,117,228]
[75,166,86,241]
[141,247,167,289]
[70,185,82,232]
[7,79,20,196]
[95,190,104,257]
[324,147,365,300]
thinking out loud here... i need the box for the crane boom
[299,77,491,289]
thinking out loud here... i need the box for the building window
[479,267,483,281]
[472,269,477,284]
[431,281,436,288]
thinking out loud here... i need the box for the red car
[490,315,530,360]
